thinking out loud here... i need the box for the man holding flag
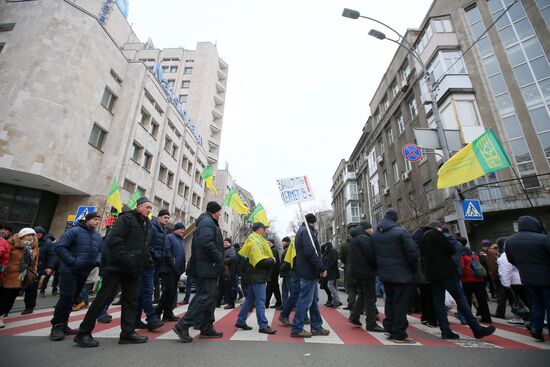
[235,222,277,334]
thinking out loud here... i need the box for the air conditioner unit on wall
[401,171,411,181]
[400,80,409,93]
[377,155,384,164]
[383,187,390,196]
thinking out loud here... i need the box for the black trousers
[0,287,21,316]
[157,272,177,316]
[462,281,492,322]
[265,274,282,306]
[350,279,378,328]
[51,271,88,324]
[176,277,218,332]
[418,283,437,324]
[79,271,139,336]
[346,277,359,308]
[24,279,38,310]
[382,282,412,340]
[320,278,332,305]
[217,275,235,305]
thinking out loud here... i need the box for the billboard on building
[115,0,129,18]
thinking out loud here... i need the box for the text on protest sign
[276,176,315,205]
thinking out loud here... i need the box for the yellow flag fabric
[200,166,218,194]
[283,236,296,269]
[224,188,249,215]
[106,177,123,213]
[248,203,269,226]
[437,129,511,189]
[239,232,273,268]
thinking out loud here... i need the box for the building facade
[0,0,229,236]
[333,0,550,247]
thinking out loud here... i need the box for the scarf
[19,242,34,282]
[239,232,272,268]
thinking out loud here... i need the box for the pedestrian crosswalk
[1,304,549,350]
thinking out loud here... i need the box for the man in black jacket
[505,216,550,342]
[173,201,224,343]
[279,237,292,309]
[265,238,282,309]
[420,221,495,340]
[322,241,342,308]
[349,221,384,332]
[371,208,418,343]
[75,197,153,347]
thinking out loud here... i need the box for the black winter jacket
[419,227,459,280]
[55,223,102,275]
[322,242,340,280]
[371,218,418,284]
[350,226,376,281]
[279,247,292,278]
[38,237,56,274]
[105,210,151,275]
[505,216,550,287]
[149,219,168,267]
[294,223,326,280]
[186,212,223,279]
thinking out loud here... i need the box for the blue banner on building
[115,0,129,18]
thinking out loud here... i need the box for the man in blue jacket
[371,208,418,344]
[173,201,224,343]
[291,213,330,338]
[50,212,102,341]
[505,216,550,342]
[156,222,186,321]
[135,209,169,331]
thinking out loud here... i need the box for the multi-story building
[315,209,335,246]
[0,0,229,236]
[331,159,361,246]
[333,0,550,247]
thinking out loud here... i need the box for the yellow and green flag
[283,236,296,269]
[437,129,511,189]
[224,188,249,215]
[248,203,269,226]
[107,176,123,213]
[200,166,217,194]
[127,188,142,210]
[239,231,273,268]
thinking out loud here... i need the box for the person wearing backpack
[461,247,492,324]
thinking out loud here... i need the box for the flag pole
[509,167,547,234]
[297,200,319,257]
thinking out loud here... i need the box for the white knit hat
[18,228,36,238]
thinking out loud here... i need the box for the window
[123,179,136,193]
[130,142,143,162]
[167,79,175,88]
[408,98,418,118]
[184,185,190,199]
[178,181,185,196]
[378,140,385,155]
[382,97,389,112]
[179,94,188,103]
[391,161,399,183]
[170,65,178,73]
[0,23,15,32]
[401,62,411,80]
[404,156,413,172]
[138,108,151,128]
[184,67,193,74]
[181,80,190,88]
[154,196,162,207]
[0,43,4,54]
[224,212,229,223]
[162,65,169,73]
[142,151,152,171]
[137,186,146,196]
[167,171,174,188]
[195,170,201,184]
[158,165,168,183]
[110,69,122,84]
[396,113,405,133]
[391,81,400,98]
[150,120,159,138]
[100,88,116,112]
[387,128,394,145]
[171,144,178,159]
[424,181,436,209]
[89,124,106,150]
[383,170,388,188]
[164,136,172,153]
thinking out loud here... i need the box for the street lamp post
[343,8,469,242]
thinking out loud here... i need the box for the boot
[49,323,65,341]
[74,332,99,348]
[21,308,33,315]
[199,327,223,339]
[119,332,148,344]
[63,323,77,335]
[223,303,235,310]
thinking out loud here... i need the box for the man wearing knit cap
[291,213,330,338]
[50,211,102,341]
[371,208,418,343]
[173,201,224,342]
[349,220,384,332]
[75,197,153,347]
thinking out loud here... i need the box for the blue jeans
[525,285,550,335]
[80,283,94,305]
[237,282,268,329]
[51,271,88,324]
[281,272,301,319]
[431,278,482,335]
[291,278,322,334]
[281,277,293,309]
[136,264,159,323]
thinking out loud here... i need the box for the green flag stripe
[473,129,511,174]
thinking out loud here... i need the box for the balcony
[217,70,227,81]
[421,74,473,105]
[214,95,224,106]
[460,173,550,213]
[216,82,226,94]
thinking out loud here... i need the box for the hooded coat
[3,235,39,288]
[321,242,340,280]
[504,216,550,287]
[55,222,102,275]
[371,218,418,284]
[186,212,224,278]
[349,225,376,281]
[419,226,459,281]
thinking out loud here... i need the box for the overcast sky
[128,0,433,237]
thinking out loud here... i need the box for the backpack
[470,255,487,278]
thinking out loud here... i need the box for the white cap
[18,228,36,238]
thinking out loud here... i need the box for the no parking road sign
[402,143,422,162]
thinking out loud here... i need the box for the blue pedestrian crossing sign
[462,200,483,221]
[74,206,97,224]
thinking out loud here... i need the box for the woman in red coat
[461,247,492,324]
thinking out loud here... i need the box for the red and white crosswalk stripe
[1,304,548,350]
